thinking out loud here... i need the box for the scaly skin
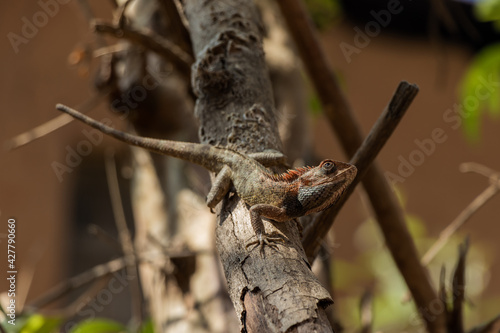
[57,104,357,254]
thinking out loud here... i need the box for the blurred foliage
[19,315,62,333]
[459,43,500,142]
[0,312,154,333]
[457,1,500,142]
[308,93,323,116]
[0,313,62,333]
[307,71,347,117]
[475,0,500,30]
[333,187,495,332]
[69,319,126,333]
[304,0,342,29]
[138,319,154,333]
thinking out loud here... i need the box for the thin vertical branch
[157,0,193,56]
[104,151,143,325]
[75,0,107,47]
[449,238,469,333]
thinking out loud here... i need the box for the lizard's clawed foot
[245,232,285,257]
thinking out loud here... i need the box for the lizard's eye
[321,160,336,173]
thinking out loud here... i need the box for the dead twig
[157,0,193,56]
[438,238,469,333]
[439,265,447,317]
[26,257,129,311]
[5,92,107,151]
[40,277,111,318]
[27,245,197,314]
[303,81,419,259]
[113,0,134,28]
[448,238,469,333]
[420,163,500,267]
[92,19,193,77]
[104,150,143,325]
[359,289,373,333]
[75,0,107,48]
[468,315,500,333]
[87,224,123,252]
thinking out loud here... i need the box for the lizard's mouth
[327,164,357,192]
[339,164,357,176]
[332,164,357,183]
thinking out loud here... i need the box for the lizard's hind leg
[206,165,232,210]
[246,204,287,256]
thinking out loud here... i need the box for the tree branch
[183,1,333,331]
[303,81,419,259]
[276,1,446,332]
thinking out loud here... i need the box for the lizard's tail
[56,104,217,169]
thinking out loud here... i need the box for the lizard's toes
[245,233,286,257]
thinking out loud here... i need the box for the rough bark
[97,1,237,331]
[183,1,333,332]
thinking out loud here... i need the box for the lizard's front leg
[206,151,285,209]
[206,165,232,209]
[246,204,287,256]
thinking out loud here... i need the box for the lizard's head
[297,159,357,214]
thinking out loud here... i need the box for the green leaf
[475,0,500,23]
[19,314,62,333]
[308,93,322,116]
[406,214,427,239]
[304,0,342,29]
[459,43,500,142]
[139,319,154,333]
[69,319,126,333]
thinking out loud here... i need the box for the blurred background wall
[0,0,499,330]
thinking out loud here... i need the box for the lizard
[56,104,357,254]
